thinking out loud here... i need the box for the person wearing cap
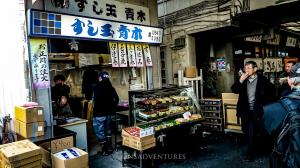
[231,61,275,161]
[92,71,119,155]
[263,62,300,167]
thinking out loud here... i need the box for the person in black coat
[51,74,72,117]
[231,61,275,161]
[92,71,119,155]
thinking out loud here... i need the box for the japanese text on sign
[30,39,50,89]
[142,44,152,66]
[109,42,119,67]
[127,43,137,67]
[45,0,150,25]
[118,42,128,67]
[135,44,144,67]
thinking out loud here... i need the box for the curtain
[0,0,27,118]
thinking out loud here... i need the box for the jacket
[263,88,300,137]
[231,74,274,120]
[93,81,119,117]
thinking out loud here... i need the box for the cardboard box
[122,136,156,151]
[52,147,88,168]
[39,136,74,167]
[15,120,44,138]
[1,154,42,168]
[0,140,41,162]
[222,93,241,131]
[15,106,44,123]
[51,136,74,154]
[122,130,156,151]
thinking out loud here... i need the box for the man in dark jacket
[51,74,72,117]
[231,61,274,161]
[277,61,295,97]
[263,62,300,168]
[93,71,119,155]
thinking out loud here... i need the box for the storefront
[26,0,163,127]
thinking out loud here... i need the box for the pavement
[89,140,269,168]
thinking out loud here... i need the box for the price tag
[38,126,43,131]
[38,110,43,115]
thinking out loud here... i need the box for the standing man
[231,61,274,161]
[92,71,119,155]
[278,61,296,97]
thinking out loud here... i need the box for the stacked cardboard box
[14,106,44,138]
[122,127,156,151]
[0,139,42,168]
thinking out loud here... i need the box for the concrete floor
[89,141,269,168]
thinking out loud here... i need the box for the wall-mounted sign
[118,42,128,67]
[29,10,163,44]
[266,34,281,45]
[142,44,152,66]
[44,0,150,25]
[30,38,50,89]
[135,44,144,67]
[286,37,297,47]
[127,43,137,67]
[109,42,119,67]
[244,35,262,43]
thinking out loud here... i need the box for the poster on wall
[109,42,119,67]
[276,58,283,72]
[30,38,50,89]
[217,58,226,71]
[264,58,276,72]
[135,44,144,67]
[142,44,152,66]
[127,43,137,67]
[118,42,128,67]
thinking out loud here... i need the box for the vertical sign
[127,43,137,67]
[135,44,144,67]
[142,44,152,66]
[118,42,128,67]
[30,38,50,89]
[109,42,119,67]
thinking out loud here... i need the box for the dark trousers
[242,117,259,157]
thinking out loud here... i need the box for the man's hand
[239,72,249,83]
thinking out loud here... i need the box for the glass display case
[128,86,202,132]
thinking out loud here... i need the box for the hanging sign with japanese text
[109,42,119,67]
[135,44,144,67]
[142,44,152,66]
[29,38,50,89]
[266,34,281,45]
[44,0,150,25]
[118,42,128,67]
[127,43,137,67]
[29,10,163,44]
[286,37,297,47]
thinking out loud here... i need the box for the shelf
[201,110,222,112]
[136,110,190,125]
[203,116,223,119]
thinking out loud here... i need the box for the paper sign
[127,43,137,67]
[38,126,43,132]
[118,42,128,67]
[142,44,152,66]
[38,110,43,116]
[135,44,144,67]
[30,38,50,89]
[183,112,191,120]
[109,42,119,67]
